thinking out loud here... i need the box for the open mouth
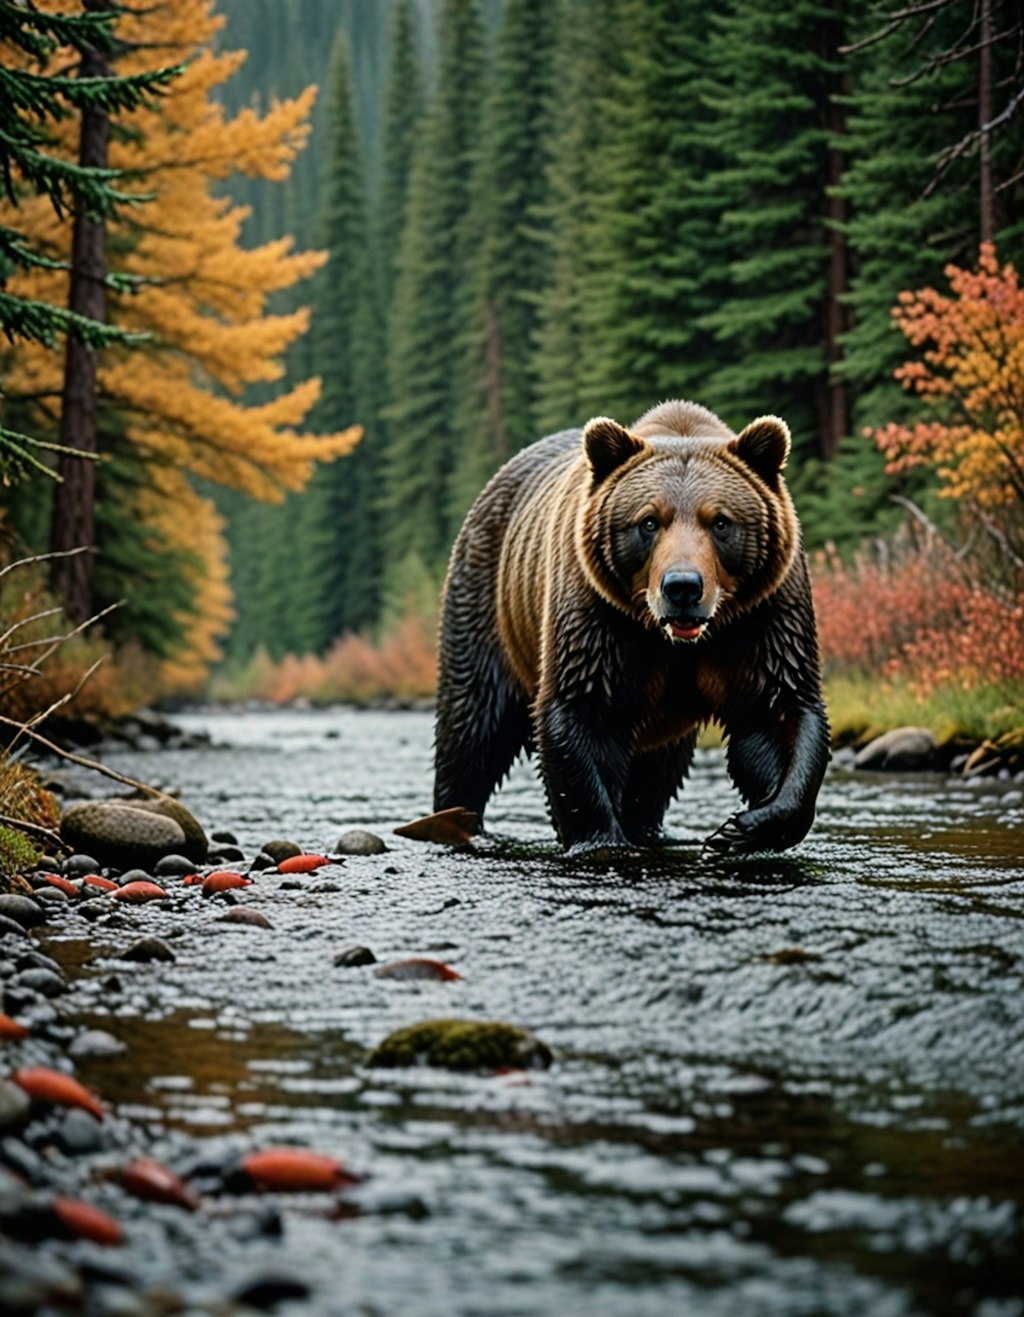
[663,616,706,642]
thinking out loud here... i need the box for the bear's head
[575,400,799,642]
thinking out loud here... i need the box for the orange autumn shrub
[870,244,1024,512]
[215,609,437,707]
[813,534,1024,700]
[900,587,1024,698]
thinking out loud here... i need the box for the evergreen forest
[1,0,1022,739]
[209,0,1024,668]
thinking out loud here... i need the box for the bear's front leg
[706,703,830,854]
[536,696,634,854]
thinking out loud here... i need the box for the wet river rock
[368,1019,553,1072]
[60,796,207,870]
[0,895,46,930]
[854,725,938,771]
[3,705,1020,1316]
[335,829,388,856]
[119,936,176,963]
[259,839,302,863]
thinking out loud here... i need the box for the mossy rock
[368,1018,553,1073]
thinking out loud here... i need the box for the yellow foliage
[139,471,235,690]
[0,0,362,691]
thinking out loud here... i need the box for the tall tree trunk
[49,25,111,622]
[979,0,994,243]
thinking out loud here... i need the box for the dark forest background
[210,0,1023,666]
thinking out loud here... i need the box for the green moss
[0,824,39,876]
[368,1018,553,1072]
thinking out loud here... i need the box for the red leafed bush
[900,587,1024,697]
[812,533,1024,698]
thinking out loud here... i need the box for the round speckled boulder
[124,796,208,861]
[60,795,207,871]
[368,1019,553,1072]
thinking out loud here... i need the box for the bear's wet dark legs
[433,651,531,822]
[620,735,697,845]
[707,705,829,852]
[536,699,634,853]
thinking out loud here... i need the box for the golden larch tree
[0,0,360,690]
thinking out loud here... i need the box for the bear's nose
[662,569,704,609]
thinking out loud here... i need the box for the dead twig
[0,713,158,797]
[0,812,62,849]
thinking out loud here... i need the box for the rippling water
[49,708,1024,1315]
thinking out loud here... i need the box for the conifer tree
[382,0,484,600]
[570,0,729,426]
[295,30,381,651]
[532,0,624,434]
[446,0,557,528]
[803,0,1024,553]
[0,0,177,488]
[840,0,1023,431]
[378,0,422,307]
[699,0,853,462]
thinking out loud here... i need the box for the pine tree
[570,0,730,427]
[382,0,485,601]
[840,0,1023,431]
[0,0,177,489]
[378,0,422,306]
[699,0,853,462]
[446,0,557,528]
[532,0,624,434]
[804,0,1024,553]
[294,30,382,652]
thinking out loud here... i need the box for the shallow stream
[44,707,1024,1314]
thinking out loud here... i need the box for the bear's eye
[711,513,733,535]
[638,515,660,536]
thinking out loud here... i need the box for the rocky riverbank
[0,771,551,1314]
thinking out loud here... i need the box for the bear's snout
[653,564,717,642]
[661,569,703,609]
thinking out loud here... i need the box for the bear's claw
[702,812,769,855]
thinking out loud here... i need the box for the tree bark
[49,26,111,622]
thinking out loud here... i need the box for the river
[43,707,1024,1314]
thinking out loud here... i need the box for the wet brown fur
[434,399,830,855]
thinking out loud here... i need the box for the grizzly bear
[433,399,829,855]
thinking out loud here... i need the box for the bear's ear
[731,415,791,490]
[583,416,647,485]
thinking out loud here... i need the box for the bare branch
[980,514,1024,570]
[923,86,1024,197]
[0,713,158,797]
[0,813,62,848]
[0,607,64,650]
[841,0,952,54]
